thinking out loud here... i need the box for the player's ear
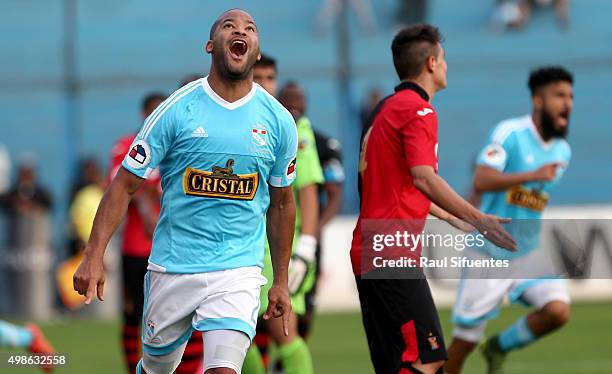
[205,40,213,54]
[532,94,543,110]
[426,55,436,73]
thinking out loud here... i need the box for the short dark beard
[540,109,568,141]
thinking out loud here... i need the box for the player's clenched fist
[263,283,292,336]
[73,254,106,305]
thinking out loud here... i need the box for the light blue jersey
[476,115,571,258]
[122,77,298,273]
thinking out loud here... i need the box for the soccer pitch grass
[3,302,611,373]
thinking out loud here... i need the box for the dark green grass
[2,302,611,373]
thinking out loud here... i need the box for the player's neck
[207,71,253,103]
[531,112,545,139]
[403,78,435,102]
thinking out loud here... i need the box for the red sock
[122,324,140,374]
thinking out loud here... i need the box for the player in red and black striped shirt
[351,24,517,374]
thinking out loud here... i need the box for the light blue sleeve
[476,126,515,172]
[122,102,177,179]
[268,112,298,187]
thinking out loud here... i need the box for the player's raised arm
[73,167,144,304]
[411,165,517,252]
[474,163,561,193]
[264,185,296,335]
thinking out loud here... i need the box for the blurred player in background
[352,24,516,374]
[252,54,277,97]
[299,129,345,339]
[110,92,203,374]
[74,9,298,374]
[0,320,54,372]
[445,66,574,374]
[244,59,322,374]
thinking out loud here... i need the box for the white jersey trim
[202,76,257,110]
[491,115,531,144]
[147,261,167,273]
[141,80,201,139]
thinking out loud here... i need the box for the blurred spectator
[316,0,377,34]
[359,87,383,132]
[69,158,106,248]
[492,0,569,31]
[0,161,53,318]
[0,143,10,194]
[67,158,106,256]
[395,0,428,28]
[0,162,52,248]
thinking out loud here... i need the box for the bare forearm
[429,202,453,221]
[474,167,535,193]
[298,184,319,236]
[86,170,140,258]
[413,170,482,223]
[267,192,296,285]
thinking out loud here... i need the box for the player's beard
[541,108,568,141]
[214,44,258,82]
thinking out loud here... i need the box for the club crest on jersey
[507,185,549,212]
[252,125,267,147]
[145,320,155,338]
[126,140,151,169]
[183,159,259,200]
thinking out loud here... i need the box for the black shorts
[121,255,149,323]
[355,273,447,373]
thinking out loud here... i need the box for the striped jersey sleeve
[122,80,199,178]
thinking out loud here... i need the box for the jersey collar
[394,81,429,102]
[201,76,257,110]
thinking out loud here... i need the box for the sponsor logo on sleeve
[125,140,151,169]
[286,158,296,177]
[482,144,506,166]
[183,159,259,200]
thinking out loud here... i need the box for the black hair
[528,66,574,95]
[141,92,166,112]
[255,53,277,71]
[391,24,443,80]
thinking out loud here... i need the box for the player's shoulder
[142,79,203,137]
[168,78,205,110]
[490,114,532,144]
[554,137,571,158]
[253,84,295,128]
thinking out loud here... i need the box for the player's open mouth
[229,39,248,59]
[559,111,569,125]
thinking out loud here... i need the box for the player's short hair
[255,53,277,71]
[528,66,574,95]
[391,24,443,80]
[141,92,166,112]
[209,8,246,39]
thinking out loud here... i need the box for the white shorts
[452,250,570,341]
[141,266,266,356]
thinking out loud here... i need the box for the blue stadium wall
[1,0,610,248]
